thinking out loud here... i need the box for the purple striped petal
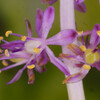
[25,19,33,37]
[42,0,57,5]
[62,67,90,84]
[46,46,70,76]
[35,9,44,37]
[75,0,85,4]
[35,65,46,73]
[36,50,48,67]
[75,2,86,13]
[41,6,55,39]
[1,40,24,50]
[27,69,35,84]
[46,29,77,46]
[90,24,100,49]
[7,69,23,84]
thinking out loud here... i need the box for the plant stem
[60,0,85,100]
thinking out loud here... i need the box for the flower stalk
[60,0,85,100]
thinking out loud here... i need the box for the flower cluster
[60,24,100,83]
[0,6,77,84]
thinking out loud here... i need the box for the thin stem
[60,0,85,100]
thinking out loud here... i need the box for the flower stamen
[97,31,100,36]
[21,36,27,41]
[4,49,10,57]
[78,31,83,35]
[33,48,40,53]
[80,45,86,52]
[5,31,12,37]
[83,64,91,70]
[2,60,8,66]
[27,64,35,69]
[0,36,4,40]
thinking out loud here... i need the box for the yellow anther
[59,34,61,36]
[21,36,26,41]
[27,64,35,69]
[33,48,40,53]
[0,70,2,74]
[83,64,91,70]
[80,45,86,52]
[0,36,3,40]
[5,31,12,37]
[4,49,10,57]
[2,60,8,66]
[97,31,100,36]
[78,31,83,35]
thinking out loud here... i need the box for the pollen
[33,48,40,53]
[5,31,12,37]
[2,60,8,66]
[78,31,83,35]
[4,49,10,57]
[27,64,35,69]
[80,45,86,52]
[0,36,4,40]
[59,34,61,36]
[97,31,100,36]
[21,36,26,41]
[83,64,91,70]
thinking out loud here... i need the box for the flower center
[85,49,100,64]
[24,40,41,54]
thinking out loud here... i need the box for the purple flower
[41,0,86,13]
[0,6,77,84]
[60,24,100,84]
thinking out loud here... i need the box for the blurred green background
[0,0,100,100]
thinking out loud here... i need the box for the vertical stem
[60,0,85,100]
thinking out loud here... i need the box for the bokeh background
[0,0,100,100]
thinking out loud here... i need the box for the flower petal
[7,69,23,85]
[1,40,24,50]
[35,9,44,37]
[62,66,90,84]
[36,50,48,67]
[46,29,77,46]
[75,2,86,13]
[41,6,55,39]
[27,69,35,84]
[92,60,100,71]
[0,60,27,71]
[75,0,85,4]
[90,24,100,49]
[25,19,33,37]
[46,46,70,75]
[42,0,57,5]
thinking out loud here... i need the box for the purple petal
[27,69,35,84]
[75,2,86,13]
[46,46,70,75]
[90,24,100,49]
[7,69,23,85]
[1,40,24,50]
[35,9,44,37]
[42,0,57,5]
[46,29,77,46]
[41,6,55,39]
[0,60,27,71]
[36,50,48,67]
[25,19,33,37]
[62,67,90,84]
[75,0,85,4]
